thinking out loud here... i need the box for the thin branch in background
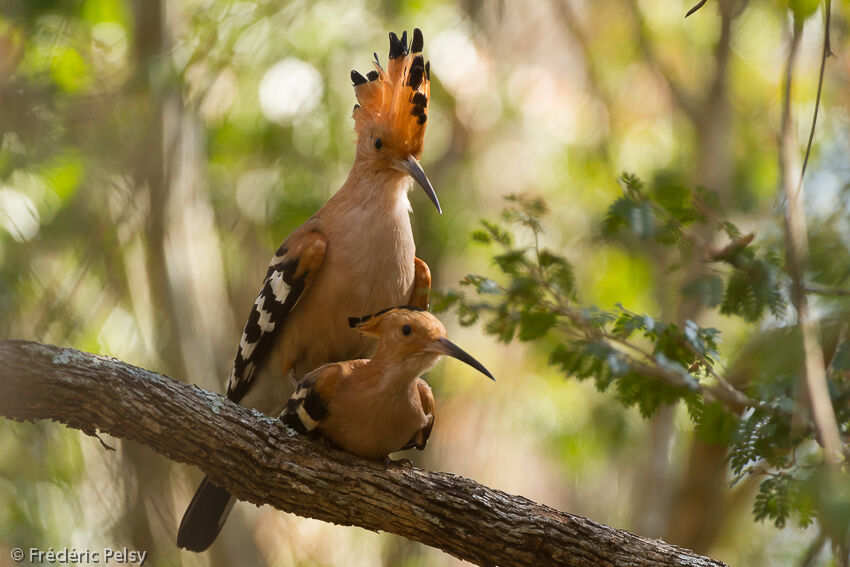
[626,0,699,120]
[554,0,607,104]
[779,16,844,464]
[797,0,833,197]
[686,0,710,18]
[805,284,850,297]
[707,0,734,104]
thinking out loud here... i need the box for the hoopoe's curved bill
[430,337,495,380]
[396,155,442,214]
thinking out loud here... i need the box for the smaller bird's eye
[374,138,382,150]
[401,324,411,336]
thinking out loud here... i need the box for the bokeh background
[1,0,849,565]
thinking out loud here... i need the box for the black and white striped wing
[279,383,328,434]
[226,231,327,404]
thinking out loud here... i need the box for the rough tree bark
[0,340,727,567]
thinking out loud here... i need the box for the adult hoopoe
[177,29,436,552]
[280,306,494,460]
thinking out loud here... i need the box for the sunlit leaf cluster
[440,183,850,531]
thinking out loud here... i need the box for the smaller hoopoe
[280,306,494,459]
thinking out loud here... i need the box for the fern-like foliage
[438,177,850,534]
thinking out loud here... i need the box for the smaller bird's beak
[430,337,495,380]
[396,155,442,214]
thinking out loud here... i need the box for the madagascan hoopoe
[178,29,437,552]
[280,306,494,459]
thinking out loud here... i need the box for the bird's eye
[401,324,411,336]
[374,138,382,150]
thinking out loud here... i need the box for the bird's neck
[367,346,439,394]
[331,155,412,216]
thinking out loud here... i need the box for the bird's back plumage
[280,357,433,460]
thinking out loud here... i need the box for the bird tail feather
[176,476,236,552]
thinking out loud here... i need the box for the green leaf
[494,249,527,275]
[539,250,577,298]
[619,172,645,197]
[612,312,645,340]
[653,183,697,224]
[720,220,742,240]
[460,275,501,295]
[550,342,615,390]
[430,290,461,313]
[615,372,682,418]
[519,311,557,341]
[485,311,518,342]
[506,277,541,305]
[471,230,492,244]
[480,220,512,246]
[754,477,791,528]
[456,303,480,326]
[603,197,656,239]
[581,306,617,328]
[720,254,786,321]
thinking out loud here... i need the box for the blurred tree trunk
[662,0,735,553]
[125,2,251,565]
[131,0,186,381]
[123,3,179,565]
[619,0,736,550]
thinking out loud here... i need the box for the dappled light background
[2,0,850,566]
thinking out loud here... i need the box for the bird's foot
[384,456,413,469]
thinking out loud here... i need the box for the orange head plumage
[347,306,495,381]
[349,29,441,213]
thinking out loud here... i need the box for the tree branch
[626,0,699,120]
[0,339,727,567]
[778,18,843,464]
[798,0,832,192]
[805,283,850,297]
[685,0,710,18]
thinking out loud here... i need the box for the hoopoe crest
[351,29,440,213]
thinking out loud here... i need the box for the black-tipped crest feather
[389,32,404,59]
[350,305,424,328]
[351,29,431,157]
[411,28,423,53]
[351,70,367,85]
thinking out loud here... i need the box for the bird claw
[384,456,413,469]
